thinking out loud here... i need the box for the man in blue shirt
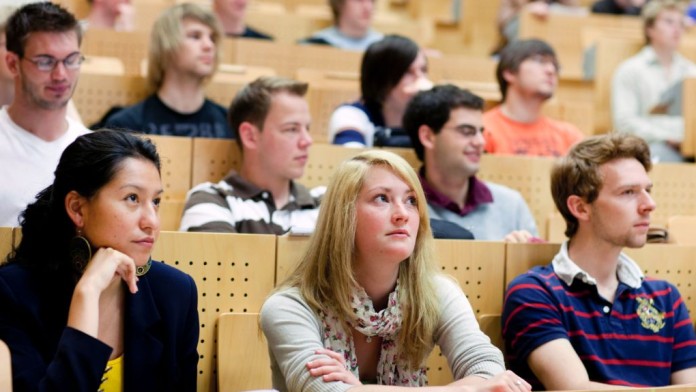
[503,133,696,390]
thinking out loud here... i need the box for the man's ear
[502,68,517,85]
[5,52,19,77]
[238,121,259,151]
[64,191,87,229]
[566,195,590,222]
[418,125,436,150]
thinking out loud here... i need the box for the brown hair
[228,76,308,150]
[551,133,651,238]
[496,38,558,101]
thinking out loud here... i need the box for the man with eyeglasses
[403,84,539,242]
[483,38,584,157]
[0,2,90,227]
[612,0,696,162]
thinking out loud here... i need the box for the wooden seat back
[217,312,272,392]
[152,231,277,392]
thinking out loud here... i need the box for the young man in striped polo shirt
[179,76,322,234]
[502,133,696,389]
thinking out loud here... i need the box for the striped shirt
[502,242,696,390]
[179,171,323,234]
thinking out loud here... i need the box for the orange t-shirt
[482,106,584,157]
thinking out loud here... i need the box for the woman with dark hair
[329,35,432,147]
[0,130,199,392]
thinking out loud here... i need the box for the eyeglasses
[22,52,85,72]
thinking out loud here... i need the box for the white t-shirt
[0,107,90,227]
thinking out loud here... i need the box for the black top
[591,0,644,15]
[0,261,199,391]
[227,26,273,40]
[103,94,234,139]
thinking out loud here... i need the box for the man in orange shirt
[483,39,584,157]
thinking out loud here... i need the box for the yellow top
[98,355,123,392]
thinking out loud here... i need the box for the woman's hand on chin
[78,247,138,295]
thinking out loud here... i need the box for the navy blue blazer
[0,261,199,392]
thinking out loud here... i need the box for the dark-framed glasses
[22,52,85,72]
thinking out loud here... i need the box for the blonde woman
[260,150,530,391]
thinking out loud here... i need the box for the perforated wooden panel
[593,36,642,133]
[429,55,497,84]
[427,240,506,386]
[158,200,185,231]
[299,144,365,189]
[650,163,696,227]
[146,135,192,201]
[667,215,696,246]
[380,147,420,169]
[223,39,295,77]
[81,30,150,75]
[459,0,501,56]
[546,212,567,243]
[306,81,360,143]
[217,313,271,392]
[683,78,696,157]
[0,227,17,265]
[504,242,561,287]
[478,155,557,238]
[191,138,241,186]
[275,234,310,286]
[478,314,503,352]
[380,19,432,46]
[152,232,277,392]
[224,39,361,78]
[625,244,696,318]
[519,11,642,81]
[72,73,148,127]
[244,10,328,44]
[204,65,277,109]
[542,99,595,136]
[295,68,360,144]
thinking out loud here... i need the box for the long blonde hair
[280,150,440,368]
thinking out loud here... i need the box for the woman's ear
[64,191,86,229]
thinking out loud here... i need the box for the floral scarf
[319,283,427,386]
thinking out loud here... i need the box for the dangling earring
[70,231,92,273]
[136,257,152,277]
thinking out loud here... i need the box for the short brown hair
[228,76,308,149]
[642,0,685,45]
[551,133,651,238]
[496,38,557,101]
[328,0,344,23]
[6,2,82,58]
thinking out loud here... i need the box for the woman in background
[261,150,531,391]
[0,130,199,392]
[329,35,433,147]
